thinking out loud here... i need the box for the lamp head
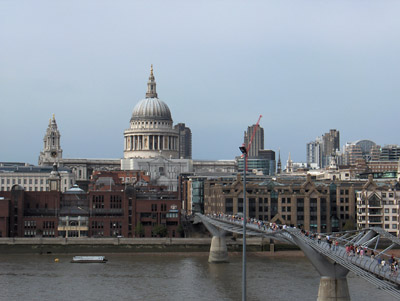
[239,144,247,155]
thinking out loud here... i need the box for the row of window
[382,193,395,198]
[1,178,73,185]
[24,230,36,237]
[24,221,37,228]
[91,221,104,229]
[1,178,47,185]
[43,230,55,237]
[1,186,50,192]
[151,204,168,212]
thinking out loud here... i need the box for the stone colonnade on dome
[124,134,178,152]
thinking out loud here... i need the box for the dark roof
[0,165,72,174]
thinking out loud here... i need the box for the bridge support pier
[290,235,350,301]
[209,235,229,263]
[318,276,350,301]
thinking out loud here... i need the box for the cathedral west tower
[38,114,63,165]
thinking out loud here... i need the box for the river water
[0,253,395,301]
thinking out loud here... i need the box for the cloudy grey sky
[1,0,399,164]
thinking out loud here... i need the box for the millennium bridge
[196,213,400,300]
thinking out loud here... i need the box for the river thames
[0,253,395,301]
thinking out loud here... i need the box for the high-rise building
[306,129,340,168]
[174,123,192,159]
[306,137,323,169]
[244,125,264,158]
[322,129,340,167]
[240,124,275,175]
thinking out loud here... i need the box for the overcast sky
[1,0,399,165]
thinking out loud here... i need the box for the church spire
[277,148,282,174]
[146,64,158,98]
[286,152,293,173]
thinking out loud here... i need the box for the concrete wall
[0,237,292,254]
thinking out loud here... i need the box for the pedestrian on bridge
[381,258,386,272]
[332,240,339,251]
[360,248,364,258]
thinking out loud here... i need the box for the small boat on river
[71,256,108,263]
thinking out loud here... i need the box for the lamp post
[239,145,247,301]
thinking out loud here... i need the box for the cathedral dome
[131,98,172,122]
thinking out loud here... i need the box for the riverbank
[0,237,300,254]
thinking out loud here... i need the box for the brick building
[0,170,181,238]
[202,174,367,233]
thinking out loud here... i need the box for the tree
[134,222,145,237]
[152,224,168,237]
[343,219,356,231]
[176,224,184,237]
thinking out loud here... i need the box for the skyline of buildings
[3,66,399,170]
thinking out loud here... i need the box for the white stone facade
[121,157,192,191]
[0,168,75,192]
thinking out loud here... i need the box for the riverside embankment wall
[0,237,299,254]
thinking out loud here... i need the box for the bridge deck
[199,214,400,300]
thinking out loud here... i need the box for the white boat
[71,256,108,263]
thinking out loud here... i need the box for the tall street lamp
[239,144,247,301]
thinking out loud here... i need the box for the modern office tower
[380,145,400,161]
[240,124,275,175]
[307,130,340,168]
[306,137,323,169]
[322,129,340,167]
[243,124,264,158]
[174,123,192,159]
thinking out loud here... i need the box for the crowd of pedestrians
[209,213,287,232]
